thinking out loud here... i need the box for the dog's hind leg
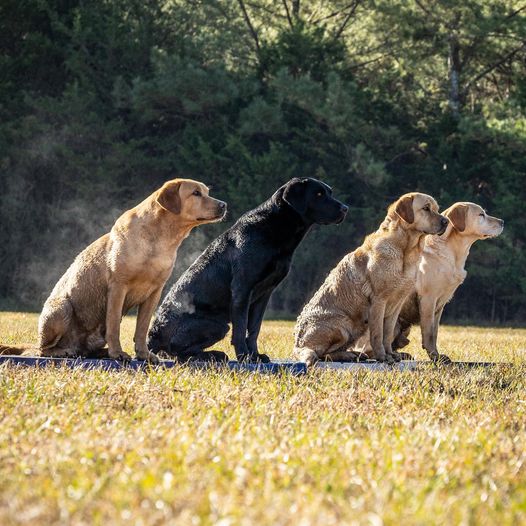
[294,326,350,366]
[325,349,368,362]
[169,317,230,362]
[293,347,319,367]
[37,298,78,357]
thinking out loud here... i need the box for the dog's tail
[0,344,35,356]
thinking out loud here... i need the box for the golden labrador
[392,202,504,361]
[293,192,448,365]
[0,179,226,362]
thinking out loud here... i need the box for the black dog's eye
[193,190,202,197]
[316,192,323,197]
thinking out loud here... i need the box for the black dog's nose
[441,217,449,227]
[340,204,349,214]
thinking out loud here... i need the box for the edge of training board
[0,355,308,375]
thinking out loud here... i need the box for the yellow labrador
[293,193,448,365]
[0,179,226,362]
[397,202,504,361]
[352,202,504,362]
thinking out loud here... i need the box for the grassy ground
[1,312,526,525]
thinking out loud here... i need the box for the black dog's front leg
[231,288,270,363]
[230,289,252,361]
[246,292,272,361]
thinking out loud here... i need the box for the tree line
[0,0,525,322]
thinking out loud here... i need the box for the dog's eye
[316,192,323,197]
[423,205,430,211]
[479,212,485,217]
[193,190,202,197]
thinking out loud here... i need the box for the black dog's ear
[283,179,308,215]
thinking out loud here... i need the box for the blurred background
[0,0,524,323]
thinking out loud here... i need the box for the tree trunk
[292,0,300,19]
[490,285,496,324]
[448,33,461,119]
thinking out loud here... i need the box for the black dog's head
[281,178,348,225]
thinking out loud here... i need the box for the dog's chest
[252,257,290,298]
[436,269,467,310]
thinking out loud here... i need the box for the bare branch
[282,0,293,28]
[237,0,261,53]
[334,1,361,39]
[349,53,389,70]
[311,2,358,25]
[246,2,285,19]
[414,0,433,17]
[504,4,526,21]
[461,4,526,68]
[464,43,525,91]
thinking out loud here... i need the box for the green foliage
[0,0,525,321]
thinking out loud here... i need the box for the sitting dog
[293,192,448,365]
[148,178,348,363]
[0,179,226,362]
[380,201,504,362]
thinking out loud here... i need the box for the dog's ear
[395,195,414,224]
[446,203,468,232]
[157,181,182,215]
[283,179,308,215]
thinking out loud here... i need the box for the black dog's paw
[207,350,229,362]
[179,351,228,363]
[255,353,270,363]
[238,352,270,364]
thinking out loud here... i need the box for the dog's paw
[391,351,402,362]
[384,353,396,365]
[108,349,132,362]
[398,352,414,361]
[45,348,78,359]
[352,352,370,363]
[255,353,270,363]
[237,352,270,364]
[374,350,387,362]
[135,350,160,363]
[435,353,452,365]
[207,350,229,363]
[294,348,318,366]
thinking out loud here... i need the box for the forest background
[1,0,525,322]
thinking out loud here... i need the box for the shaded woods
[1,0,525,322]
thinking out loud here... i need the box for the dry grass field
[1,311,526,525]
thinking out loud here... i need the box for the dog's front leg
[418,294,439,361]
[106,283,132,361]
[230,287,254,362]
[383,297,408,363]
[134,287,163,363]
[368,298,388,362]
[246,291,272,361]
[383,313,402,363]
[431,304,450,363]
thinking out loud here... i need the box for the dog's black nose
[441,217,449,227]
[218,201,227,210]
[500,219,504,227]
[340,204,349,214]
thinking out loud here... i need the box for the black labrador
[147,178,348,363]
